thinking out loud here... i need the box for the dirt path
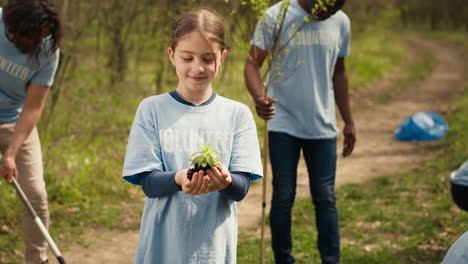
[55,38,466,264]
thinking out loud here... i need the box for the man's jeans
[269,132,339,264]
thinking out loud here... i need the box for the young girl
[122,8,263,264]
[0,0,62,263]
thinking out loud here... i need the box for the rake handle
[11,178,66,264]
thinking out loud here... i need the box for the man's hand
[0,155,18,183]
[342,122,356,157]
[254,96,278,120]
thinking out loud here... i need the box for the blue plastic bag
[395,111,448,141]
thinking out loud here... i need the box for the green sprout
[187,144,221,180]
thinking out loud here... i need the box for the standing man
[0,0,62,263]
[244,0,355,263]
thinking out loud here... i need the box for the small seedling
[187,144,221,180]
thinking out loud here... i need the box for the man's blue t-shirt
[251,0,351,139]
[122,93,263,263]
[451,161,468,187]
[0,8,60,123]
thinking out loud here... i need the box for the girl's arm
[206,166,251,201]
[139,171,181,198]
[219,172,250,202]
[1,83,49,183]
[139,170,250,201]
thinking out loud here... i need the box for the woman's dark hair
[170,8,229,52]
[3,0,62,63]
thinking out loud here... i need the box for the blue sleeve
[139,171,181,198]
[219,172,251,202]
[338,13,351,58]
[228,105,263,180]
[250,11,277,51]
[122,98,164,185]
[31,49,60,87]
[451,161,468,187]
[139,170,251,201]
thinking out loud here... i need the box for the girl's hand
[206,165,232,191]
[0,155,18,183]
[175,168,190,187]
[182,170,213,195]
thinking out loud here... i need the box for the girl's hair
[3,0,63,63]
[170,8,229,52]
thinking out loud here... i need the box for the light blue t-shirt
[451,161,468,187]
[122,93,263,264]
[0,8,60,123]
[442,231,468,264]
[251,0,351,139]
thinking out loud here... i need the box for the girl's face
[168,31,227,94]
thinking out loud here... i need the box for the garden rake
[11,177,66,264]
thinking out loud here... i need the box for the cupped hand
[182,170,213,195]
[205,165,232,191]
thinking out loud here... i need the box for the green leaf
[189,144,221,168]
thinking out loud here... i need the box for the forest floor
[54,37,466,263]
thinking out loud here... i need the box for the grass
[421,31,468,50]
[237,55,468,264]
[0,27,407,264]
[347,32,406,92]
[375,49,436,104]
[399,51,436,87]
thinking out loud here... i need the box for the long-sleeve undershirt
[139,170,251,202]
